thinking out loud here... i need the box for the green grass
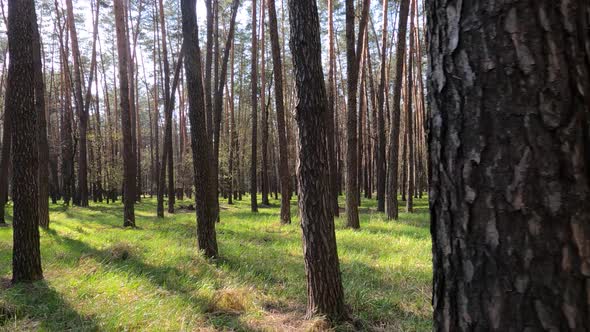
[0,194,432,331]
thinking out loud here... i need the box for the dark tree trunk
[31,10,49,228]
[55,2,74,207]
[9,0,43,283]
[405,0,415,213]
[114,0,136,227]
[375,0,388,212]
[385,0,410,220]
[288,0,347,322]
[268,0,290,224]
[250,0,259,213]
[0,82,11,225]
[344,0,360,228]
[182,0,219,259]
[260,0,269,207]
[428,0,590,330]
[212,0,240,220]
[157,0,173,217]
[65,0,89,207]
[327,0,339,217]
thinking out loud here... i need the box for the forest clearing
[1,197,431,331]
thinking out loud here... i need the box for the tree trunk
[0,76,11,225]
[376,0,388,212]
[65,0,89,207]
[428,0,590,330]
[268,0,290,224]
[288,0,347,322]
[181,0,219,259]
[250,0,259,212]
[9,0,43,283]
[114,0,136,227]
[385,0,410,220]
[212,0,240,219]
[405,0,415,213]
[260,0,269,207]
[327,0,339,217]
[31,8,49,228]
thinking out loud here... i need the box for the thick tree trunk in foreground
[181,0,218,259]
[250,0,259,212]
[114,0,136,227]
[288,0,347,322]
[268,0,290,224]
[9,0,43,283]
[428,1,590,330]
[385,0,410,220]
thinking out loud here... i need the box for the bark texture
[386,0,410,220]
[114,0,136,227]
[181,0,219,259]
[288,0,347,322]
[9,0,43,283]
[428,0,590,330]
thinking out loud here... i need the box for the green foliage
[0,196,431,331]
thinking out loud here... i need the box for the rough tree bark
[385,0,410,220]
[288,0,348,322]
[114,0,136,227]
[9,0,43,283]
[181,0,219,259]
[428,0,590,330]
[344,0,370,229]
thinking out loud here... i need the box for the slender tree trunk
[157,0,173,216]
[181,0,218,259]
[250,0,259,212]
[405,0,415,212]
[268,0,290,224]
[65,0,88,207]
[327,0,339,217]
[31,8,49,228]
[376,0,388,212]
[212,0,241,219]
[429,0,590,330]
[9,0,43,283]
[114,0,136,227]
[0,74,11,225]
[260,0,270,206]
[385,0,410,220]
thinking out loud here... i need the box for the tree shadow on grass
[0,280,99,331]
[43,229,257,331]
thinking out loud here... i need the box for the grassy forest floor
[0,195,431,331]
